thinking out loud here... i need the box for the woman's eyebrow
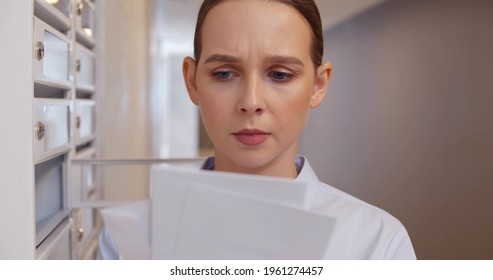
[203,54,304,66]
[266,55,304,66]
[204,54,239,64]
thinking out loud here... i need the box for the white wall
[0,1,35,259]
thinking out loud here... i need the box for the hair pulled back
[193,0,324,68]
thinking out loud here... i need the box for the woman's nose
[236,74,265,115]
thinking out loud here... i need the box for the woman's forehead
[200,0,312,61]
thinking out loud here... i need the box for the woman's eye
[212,71,233,80]
[269,71,293,82]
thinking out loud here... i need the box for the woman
[99,0,416,259]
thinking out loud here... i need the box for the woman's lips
[232,129,270,146]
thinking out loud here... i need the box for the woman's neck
[213,152,298,179]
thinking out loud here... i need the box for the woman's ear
[310,62,332,108]
[183,56,200,105]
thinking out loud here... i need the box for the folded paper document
[151,167,334,259]
[101,167,335,259]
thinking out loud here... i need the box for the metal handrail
[72,157,206,165]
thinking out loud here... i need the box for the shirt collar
[201,156,304,176]
[294,156,322,209]
[201,157,215,171]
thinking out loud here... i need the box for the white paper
[151,167,308,209]
[151,167,335,260]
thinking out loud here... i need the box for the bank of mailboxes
[33,0,98,259]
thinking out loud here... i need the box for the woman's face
[184,0,331,177]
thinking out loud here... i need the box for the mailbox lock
[76,59,81,72]
[77,227,84,241]
[35,121,45,141]
[36,41,44,60]
[76,116,81,129]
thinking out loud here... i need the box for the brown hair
[193,0,324,69]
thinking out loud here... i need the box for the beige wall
[301,0,493,259]
[97,0,152,201]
